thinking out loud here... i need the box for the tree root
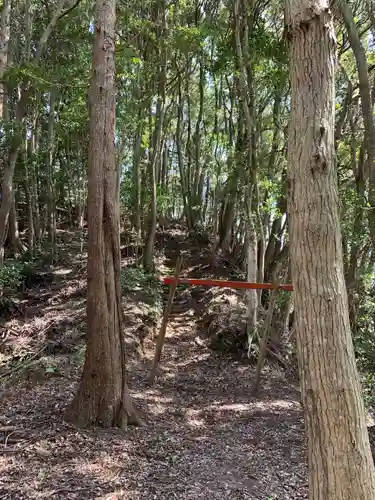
[115,387,146,428]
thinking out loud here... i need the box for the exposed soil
[0,228,308,499]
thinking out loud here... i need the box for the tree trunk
[28,111,41,244]
[66,0,142,428]
[143,5,167,271]
[176,76,193,229]
[132,108,143,241]
[191,57,204,227]
[46,90,57,257]
[24,148,35,254]
[285,2,375,499]
[0,89,29,266]
[8,193,25,255]
[0,0,11,121]
[245,213,258,348]
[233,0,259,333]
[337,0,375,253]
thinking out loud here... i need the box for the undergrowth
[352,276,375,409]
[120,266,164,321]
[0,250,56,309]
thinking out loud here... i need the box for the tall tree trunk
[46,90,57,256]
[24,139,35,255]
[191,57,204,227]
[133,108,143,241]
[66,0,142,428]
[28,110,41,244]
[0,88,30,266]
[338,0,375,252]
[143,5,167,271]
[285,2,375,499]
[176,76,193,229]
[346,114,366,330]
[0,0,11,121]
[233,0,258,337]
[245,212,258,348]
[8,192,25,255]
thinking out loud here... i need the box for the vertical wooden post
[148,255,183,384]
[251,267,282,395]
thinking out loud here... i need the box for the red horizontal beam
[163,277,294,292]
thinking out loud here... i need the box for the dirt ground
[0,229,308,499]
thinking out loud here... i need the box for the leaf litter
[0,229,309,499]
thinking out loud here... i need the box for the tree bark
[66,0,142,428]
[132,108,143,241]
[176,76,194,229]
[7,192,25,255]
[0,89,30,266]
[143,4,167,271]
[23,138,35,254]
[0,0,11,121]
[233,0,259,335]
[28,109,41,244]
[46,90,57,257]
[284,1,375,498]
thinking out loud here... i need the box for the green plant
[74,345,87,365]
[120,267,161,293]
[361,372,375,408]
[0,256,45,307]
[0,261,25,304]
[120,266,164,317]
[352,275,375,408]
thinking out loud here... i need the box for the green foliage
[354,307,375,362]
[0,257,47,306]
[361,372,375,409]
[275,289,290,308]
[174,25,209,52]
[120,170,133,209]
[156,185,176,215]
[2,0,375,417]
[44,365,58,374]
[74,345,87,366]
[120,266,163,320]
[352,276,375,407]
[0,262,25,298]
[120,266,160,293]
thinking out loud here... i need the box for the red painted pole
[163,277,293,292]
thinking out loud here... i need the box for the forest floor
[0,227,309,499]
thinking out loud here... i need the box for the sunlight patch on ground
[0,456,12,473]
[132,391,174,404]
[76,455,129,483]
[98,490,129,500]
[132,391,177,416]
[54,267,73,276]
[12,334,32,349]
[163,352,211,369]
[203,399,300,413]
[185,408,206,427]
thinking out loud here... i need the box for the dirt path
[0,230,308,499]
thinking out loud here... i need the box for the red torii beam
[163,277,294,292]
[149,262,294,385]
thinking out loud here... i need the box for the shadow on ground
[1,356,307,500]
[0,228,308,499]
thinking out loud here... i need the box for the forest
[1,0,375,499]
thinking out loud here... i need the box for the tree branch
[35,0,83,61]
[58,0,83,21]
